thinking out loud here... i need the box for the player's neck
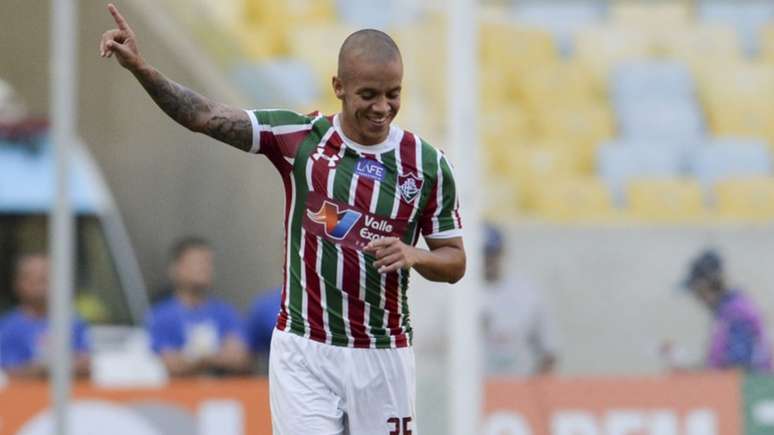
[338,113,389,146]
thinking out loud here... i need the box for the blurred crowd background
[3,0,774,434]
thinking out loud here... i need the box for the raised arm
[99,3,251,151]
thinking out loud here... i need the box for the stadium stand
[157,0,774,224]
[626,178,706,222]
[597,142,686,204]
[691,139,773,189]
[714,177,774,220]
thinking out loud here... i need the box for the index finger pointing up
[108,3,131,32]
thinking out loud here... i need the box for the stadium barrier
[1,372,772,434]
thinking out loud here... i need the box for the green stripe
[322,147,357,346]
[417,141,440,231]
[438,156,458,232]
[286,117,330,336]
[333,149,356,202]
[256,109,312,127]
[321,238,348,346]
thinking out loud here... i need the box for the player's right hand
[99,3,143,71]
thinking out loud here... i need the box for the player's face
[334,58,402,145]
[172,247,214,292]
[15,256,49,307]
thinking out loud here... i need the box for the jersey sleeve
[420,154,463,239]
[244,109,318,165]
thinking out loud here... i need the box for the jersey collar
[333,113,402,155]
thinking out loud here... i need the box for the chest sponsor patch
[304,191,408,250]
[354,158,386,182]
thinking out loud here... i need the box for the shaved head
[333,29,403,145]
[337,29,402,80]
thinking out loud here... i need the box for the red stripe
[386,133,418,347]
[345,163,381,348]
[305,135,340,340]
[275,155,295,332]
[396,132,419,221]
[304,233,326,342]
[342,248,370,347]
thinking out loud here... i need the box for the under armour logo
[312,148,339,168]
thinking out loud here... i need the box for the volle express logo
[307,200,362,239]
[398,173,423,204]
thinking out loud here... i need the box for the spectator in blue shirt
[146,237,250,377]
[0,253,90,379]
[245,287,282,373]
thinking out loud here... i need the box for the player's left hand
[364,237,419,274]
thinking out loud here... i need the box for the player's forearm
[412,245,466,283]
[130,64,252,151]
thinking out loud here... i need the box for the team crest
[398,173,423,204]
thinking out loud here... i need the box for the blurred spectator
[0,78,47,144]
[145,237,250,377]
[245,287,282,374]
[481,224,559,376]
[0,253,90,379]
[681,249,772,373]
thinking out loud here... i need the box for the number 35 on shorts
[387,416,412,435]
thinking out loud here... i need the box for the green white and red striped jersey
[245,109,462,349]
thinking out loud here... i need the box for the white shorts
[269,329,417,435]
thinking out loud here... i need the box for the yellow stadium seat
[479,20,559,75]
[706,103,774,145]
[533,102,615,149]
[531,177,615,221]
[612,3,691,30]
[714,177,774,220]
[516,61,603,109]
[234,25,287,59]
[482,176,521,219]
[697,62,774,142]
[480,66,520,110]
[511,144,583,181]
[660,25,742,63]
[396,17,448,116]
[626,178,706,222]
[481,105,534,149]
[244,0,334,27]
[575,27,655,81]
[697,61,774,104]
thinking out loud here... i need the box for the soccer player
[100,3,466,433]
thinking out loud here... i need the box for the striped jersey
[245,109,462,349]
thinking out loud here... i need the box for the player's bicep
[420,155,463,237]
[199,104,254,152]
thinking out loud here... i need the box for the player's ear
[332,76,344,100]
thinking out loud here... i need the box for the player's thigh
[345,347,417,435]
[269,330,345,435]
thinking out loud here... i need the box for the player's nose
[371,97,390,114]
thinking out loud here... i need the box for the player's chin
[362,118,391,137]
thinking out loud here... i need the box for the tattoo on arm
[133,65,252,152]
